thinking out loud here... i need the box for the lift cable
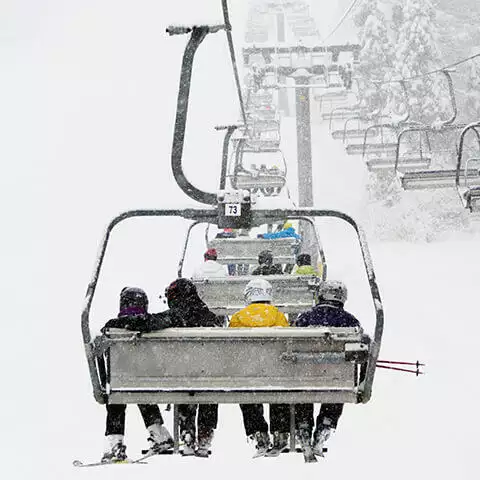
[321,0,361,44]
[378,53,480,85]
[221,0,248,129]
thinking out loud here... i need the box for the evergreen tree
[395,0,447,122]
[465,53,480,120]
[355,0,395,111]
[390,0,405,43]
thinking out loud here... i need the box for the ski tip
[72,460,83,467]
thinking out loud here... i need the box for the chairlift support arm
[169,25,226,205]
[455,122,480,201]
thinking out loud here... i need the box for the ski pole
[376,364,424,376]
[377,360,425,367]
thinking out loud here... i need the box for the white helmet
[318,280,348,305]
[244,278,273,304]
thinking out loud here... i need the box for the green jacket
[293,265,320,276]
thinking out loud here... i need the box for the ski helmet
[244,278,273,304]
[296,253,311,266]
[204,248,218,261]
[258,249,273,266]
[165,278,198,308]
[318,281,348,305]
[120,287,148,312]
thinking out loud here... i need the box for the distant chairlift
[397,123,480,193]
[333,83,392,149]
[364,70,463,172]
[229,138,287,196]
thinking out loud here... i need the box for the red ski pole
[377,360,425,367]
[376,363,424,376]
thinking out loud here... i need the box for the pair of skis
[73,448,173,468]
[253,445,327,463]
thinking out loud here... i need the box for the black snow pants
[239,403,290,436]
[105,404,164,436]
[178,404,218,438]
[295,403,344,434]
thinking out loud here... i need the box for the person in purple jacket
[99,287,173,463]
[294,280,361,456]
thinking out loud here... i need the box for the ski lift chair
[455,122,480,212]
[83,208,383,455]
[229,138,287,196]
[317,91,352,118]
[83,25,384,456]
[395,123,478,187]
[366,126,431,171]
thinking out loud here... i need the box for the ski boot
[266,431,289,457]
[101,434,127,463]
[196,429,214,458]
[312,427,333,457]
[251,431,271,458]
[181,431,196,457]
[146,423,174,454]
[297,426,317,463]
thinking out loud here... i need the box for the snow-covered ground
[2,1,479,479]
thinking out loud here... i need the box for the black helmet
[165,278,198,308]
[258,249,273,266]
[297,253,311,266]
[120,287,148,312]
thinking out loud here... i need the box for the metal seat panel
[401,169,480,190]
[208,237,299,265]
[193,275,319,315]
[105,327,367,405]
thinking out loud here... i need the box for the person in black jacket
[251,250,283,276]
[100,287,173,463]
[116,279,222,457]
[294,281,361,457]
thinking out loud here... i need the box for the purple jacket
[296,302,360,328]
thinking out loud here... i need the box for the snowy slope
[2,1,479,479]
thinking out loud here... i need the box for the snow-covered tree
[395,0,448,122]
[465,54,480,121]
[355,0,395,111]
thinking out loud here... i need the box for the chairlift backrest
[208,237,299,265]
[105,326,369,405]
[193,274,319,315]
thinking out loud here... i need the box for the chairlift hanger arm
[456,122,480,192]
[440,70,457,126]
[218,125,238,190]
[170,25,225,206]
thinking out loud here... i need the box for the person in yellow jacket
[291,253,322,277]
[229,278,290,457]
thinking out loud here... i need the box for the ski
[252,447,270,459]
[72,459,147,468]
[264,445,289,457]
[134,449,174,462]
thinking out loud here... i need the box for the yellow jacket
[229,303,289,328]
